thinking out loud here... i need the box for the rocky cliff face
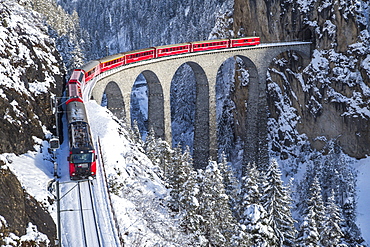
[0,0,65,243]
[0,165,56,245]
[234,0,370,159]
[0,1,64,154]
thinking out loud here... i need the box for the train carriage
[124,48,156,64]
[67,121,97,180]
[66,83,83,105]
[68,69,85,85]
[190,39,230,52]
[230,37,260,47]
[155,43,192,58]
[100,53,125,73]
[81,60,101,83]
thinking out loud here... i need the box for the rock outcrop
[234,0,370,159]
[0,166,56,244]
[0,1,65,243]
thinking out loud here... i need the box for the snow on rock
[1,140,56,214]
[0,0,62,97]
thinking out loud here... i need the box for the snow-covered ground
[1,99,369,245]
[356,157,370,245]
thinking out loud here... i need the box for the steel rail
[87,179,103,247]
[77,181,88,247]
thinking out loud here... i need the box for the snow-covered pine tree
[261,159,296,246]
[296,205,320,247]
[178,168,204,245]
[218,154,240,214]
[143,128,172,179]
[166,145,192,212]
[131,119,143,145]
[297,175,325,247]
[238,163,276,246]
[321,189,347,247]
[342,189,365,247]
[197,161,240,246]
[319,142,364,246]
[309,176,326,239]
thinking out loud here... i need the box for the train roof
[99,53,125,63]
[79,60,100,72]
[229,36,260,40]
[155,42,191,49]
[123,47,155,55]
[190,39,229,44]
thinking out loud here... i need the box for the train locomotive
[66,71,96,180]
[65,36,260,180]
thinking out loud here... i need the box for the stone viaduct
[86,42,311,169]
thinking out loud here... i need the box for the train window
[70,153,94,163]
[78,72,84,82]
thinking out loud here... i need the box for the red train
[65,37,260,180]
[79,37,260,83]
[66,70,97,180]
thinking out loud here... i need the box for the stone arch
[140,70,165,140]
[189,61,210,169]
[103,81,125,119]
[215,55,259,168]
[170,61,210,169]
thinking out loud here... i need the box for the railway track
[57,139,122,247]
[60,179,102,247]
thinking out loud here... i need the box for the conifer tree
[261,159,296,246]
[296,206,320,247]
[321,190,347,247]
[165,148,205,245]
[218,154,240,214]
[143,127,172,178]
[308,176,326,236]
[297,175,325,247]
[238,163,275,246]
[167,145,192,212]
[197,161,239,246]
[131,119,143,144]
